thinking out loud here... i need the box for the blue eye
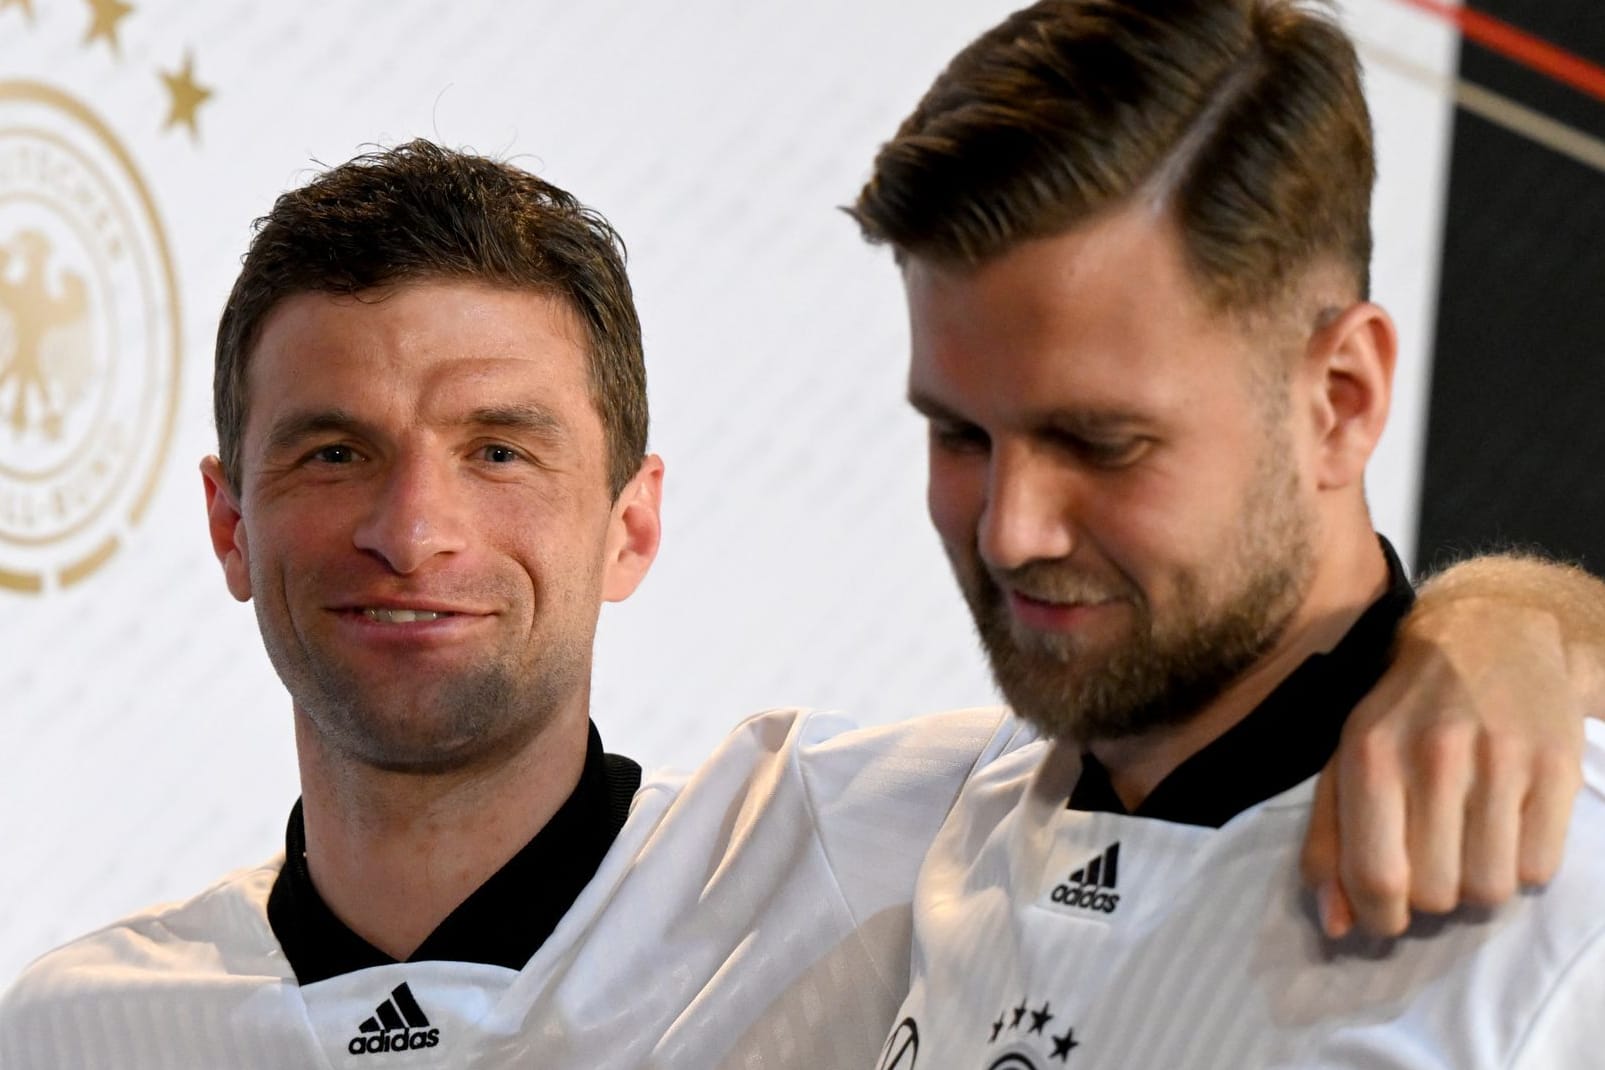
[312,444,356,464]
[482,445,521,464]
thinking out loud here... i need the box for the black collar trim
[268,723,641,985]
[1068,537,1415,828]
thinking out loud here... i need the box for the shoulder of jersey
[630,706,1037,862]
[0,856,290,1016]
[688,705,1036,787]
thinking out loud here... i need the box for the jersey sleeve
[596,706,1032,1066]
[790,707,1034,993]
[0,862,291,1069]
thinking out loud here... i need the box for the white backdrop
[0,0,1459,980]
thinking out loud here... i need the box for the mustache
[985,559,1135,606]
[300,562,518,612]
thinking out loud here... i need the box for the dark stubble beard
[958,440,1315,745]
[255,590,590,775]
[291,639,585,774]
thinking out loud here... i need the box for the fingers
[1319,882,1354,940]
[1457,737,1522,906]
[1516,744,1583,886]
[1315,586,1593,940]
[1300,760,1339,891]
[1301,761,1351,938]
[1402,723,1474,914]
[1334,726,1411,936]
[1326,718,1580,939]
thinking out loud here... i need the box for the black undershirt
[267,723,642,985]
[1069,538,1415,827]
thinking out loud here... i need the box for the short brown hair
[851,0,1374,313]
[214,140,647,497]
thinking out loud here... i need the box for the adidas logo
[1049,841,1121,914]
[346,983,442,1056]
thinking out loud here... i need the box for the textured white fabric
[882,722,1605,1069]
[0,707,1032,1069]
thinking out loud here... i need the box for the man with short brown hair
[856,2,1605,1064]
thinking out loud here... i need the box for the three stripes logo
[1049,842,1121,915]
[346,983,442,1056]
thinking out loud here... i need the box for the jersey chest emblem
[1042,841,1121,917]
[885,1002,1083,1068]
[347,982,442,1056]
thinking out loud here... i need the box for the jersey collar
[1068,537,1415,828]
[268,722,641,985]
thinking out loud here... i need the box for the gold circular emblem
[0,82,180,593]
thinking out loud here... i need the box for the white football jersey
[880,722,1605,1069]
[0,707,1033,1069]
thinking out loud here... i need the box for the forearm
[1414,553,1605,717]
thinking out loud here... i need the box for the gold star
[1,0,35,21]
[159,50,212,140]
[83,0,135,54]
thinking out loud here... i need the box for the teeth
[363,608,450,623]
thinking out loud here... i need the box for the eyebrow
[1040,409,1150,439]
[907,390,963,422]
[464,403,566,440]
[263,408,367,454]
[906,391,1149,437]
[261,404,568,456]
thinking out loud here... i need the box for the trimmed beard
[958,440,1315,744]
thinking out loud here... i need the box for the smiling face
[906,206,1317,743]
[203,279,660,773]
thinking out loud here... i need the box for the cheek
[246,499,350,577]
[1066,466,1181,565]
[1098,467,1243,586]
[926,450,985,548]
[508,504,609,593]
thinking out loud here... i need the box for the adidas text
[1050,883,1119,913]
[348,1028,441,1055]
[349,984,438,1055]
[1050,842,1121,914]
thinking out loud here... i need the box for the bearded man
[854,0,1605,1065]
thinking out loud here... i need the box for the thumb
[1302,759,1352,937]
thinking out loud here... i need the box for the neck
[293,700,591,960]
[1089,528,1389,811]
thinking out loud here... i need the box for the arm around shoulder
[1413,553,1605,716]
[1303,551,1605,937]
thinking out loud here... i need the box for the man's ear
[1302,302,1397,491]
[601,454,664,603]
[201,456,252,602]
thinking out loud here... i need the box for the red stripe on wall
[1394,0,1605,105]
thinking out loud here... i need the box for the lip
[1007,590,1120,633]
[329,597,487,616]
[325,600,496,646]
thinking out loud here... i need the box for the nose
[977,443,1077,571]
[352,450,469,574]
